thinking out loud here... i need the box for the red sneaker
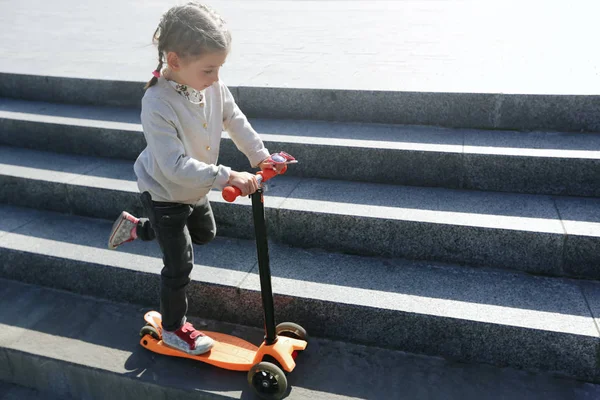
[162,322,214,355]
[108,211,139,250]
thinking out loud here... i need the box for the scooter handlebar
[222,165,287,202]
[221,186,243,203]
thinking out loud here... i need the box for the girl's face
[167,50,228,91]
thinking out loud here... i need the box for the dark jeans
[138,191,216,331]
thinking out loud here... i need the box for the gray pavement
[1,0,599,94]
[1,278,599,400]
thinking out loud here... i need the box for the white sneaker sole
[162,333,214,355]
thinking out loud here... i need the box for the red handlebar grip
[222,186,242,202]
[258,168,277,182]
[257,165,287,182]
[221,164,289,202]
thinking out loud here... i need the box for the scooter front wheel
[248,361,288,400]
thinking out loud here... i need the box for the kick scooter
[139,152,306,400]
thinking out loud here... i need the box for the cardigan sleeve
[221,82,270,167]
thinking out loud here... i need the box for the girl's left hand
[258,158,286,174]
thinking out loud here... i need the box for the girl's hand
[227,171,259,196]
[258,157,286,174]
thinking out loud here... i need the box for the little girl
[107,2,283,355]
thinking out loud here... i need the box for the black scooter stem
[251,188,277,345]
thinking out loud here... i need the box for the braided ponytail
[145,54,164,90]
[144,25,167,90]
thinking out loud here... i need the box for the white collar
[167,80,205,105]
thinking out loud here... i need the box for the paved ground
[1,0,599,94]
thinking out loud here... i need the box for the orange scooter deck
[140,311,258,371]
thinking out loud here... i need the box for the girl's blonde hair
[145,2,232,89]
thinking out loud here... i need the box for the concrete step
[1,145,599,279]
[1,97,600,196]
[0,382,69,400]
[0,205,599,383]
[2,280,599,399]
[1,73,599,133]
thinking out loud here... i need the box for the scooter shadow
[123,345,292,399]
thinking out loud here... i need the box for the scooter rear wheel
[139,325,160,340]
[275,322,307,341]
[248,361,288,400]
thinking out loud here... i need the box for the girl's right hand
[227,171,259,197]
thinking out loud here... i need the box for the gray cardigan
[134,77,269,203]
